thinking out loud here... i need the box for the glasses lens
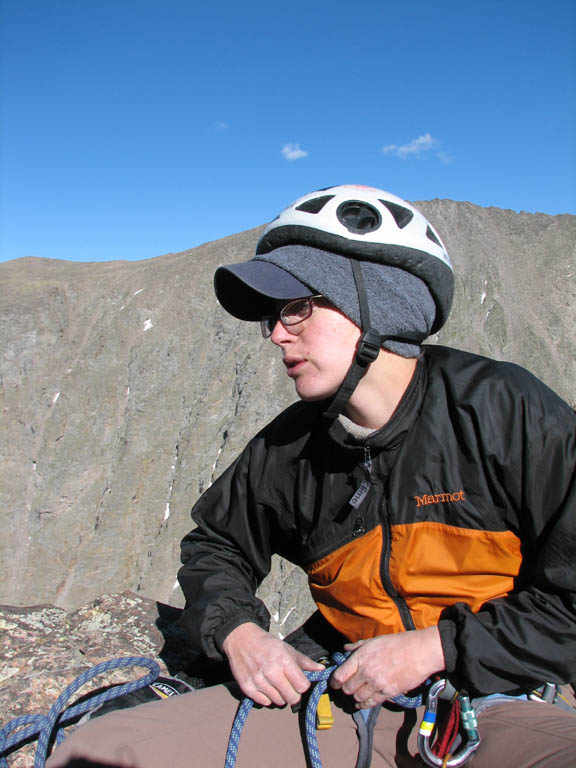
[280,298,312,326]
[261,296,323,339]
[260,316,275,338]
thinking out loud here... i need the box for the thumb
[294,651,325,671]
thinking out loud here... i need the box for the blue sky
[1,0,575,263]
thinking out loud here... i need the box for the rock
[419,201,576,393]
[0,592,196,767]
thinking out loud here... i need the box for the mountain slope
[1,201,574,638]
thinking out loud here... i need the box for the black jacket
[179,346,576,696]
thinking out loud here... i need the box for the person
[47,185,576,767]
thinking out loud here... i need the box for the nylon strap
[323,260,426,421]
[352,259,372,331]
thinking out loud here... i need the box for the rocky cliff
[0,593,197,767]
[1,201,575,640]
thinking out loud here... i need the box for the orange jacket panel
[308,522,522,641]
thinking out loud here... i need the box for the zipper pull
[348,447,373,509]
[362,447,373,481]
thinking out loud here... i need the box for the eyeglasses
[260,295,325,338]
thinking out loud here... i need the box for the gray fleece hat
[214,244,436,358]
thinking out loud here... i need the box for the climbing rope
[224,652,424,768]
[2,652,481,768]
[0,655,160,768]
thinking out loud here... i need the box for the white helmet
[216,184,454,420]
[256,184,453,332]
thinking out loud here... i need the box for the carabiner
[417,679,481,768]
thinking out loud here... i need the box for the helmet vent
[337,201,381,234]
[426,225,441,246]
[295,195,334,214]
[379,200,414,229]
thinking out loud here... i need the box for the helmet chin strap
[323,260,426,422]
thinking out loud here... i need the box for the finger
[353,683,388,709]
[351,681,376,703]
[330,657,359,689]
[284,664,312,696]
[258,679,293,708]
[263,664,309,707]
[279,676,311,707]
[356,695,380,710]
[336,666,377,697]
[247,668,292,708]
[277,685,303,707]
[341,677,367,697]
[294,653,325,672]
[246,688,273,707]
[343,639,367,651]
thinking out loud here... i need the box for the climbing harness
[0,656,160,768]
[418,679,481,768]
[224,652,424,768]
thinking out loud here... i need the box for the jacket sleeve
[439,391,576,695]
[178,437,277,661]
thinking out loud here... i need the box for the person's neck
[343,351,418,430]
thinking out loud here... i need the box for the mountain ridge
[1,201,575,640]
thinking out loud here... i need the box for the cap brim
[214,261,313,321]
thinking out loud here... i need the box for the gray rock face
[1,202,575,639]
[421,201,576,384]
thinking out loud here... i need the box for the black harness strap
[352,259,372,333]
[324,260,426,421]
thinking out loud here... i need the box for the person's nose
[270,319,294,347]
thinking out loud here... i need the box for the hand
[330,626,445,709]
[222,622,325,707]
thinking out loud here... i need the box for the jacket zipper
[376,452,416,632]
[349,446,415,630]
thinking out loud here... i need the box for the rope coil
[0,656,160,768]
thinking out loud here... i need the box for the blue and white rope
[224,697,255,767]
[224,652,423,768]
[302,662,337,768]
[0,656,160,768]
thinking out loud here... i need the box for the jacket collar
[326,354,427,453]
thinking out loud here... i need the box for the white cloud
[382,132,440,160]
[437,150,454,164]
[281,143,308,161]
[214,121,230,131]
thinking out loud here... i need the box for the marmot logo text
[414,490,465,507]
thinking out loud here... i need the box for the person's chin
[295,382,338,402]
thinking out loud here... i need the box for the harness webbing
[323,260,426,421]
[0,656,160,768]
